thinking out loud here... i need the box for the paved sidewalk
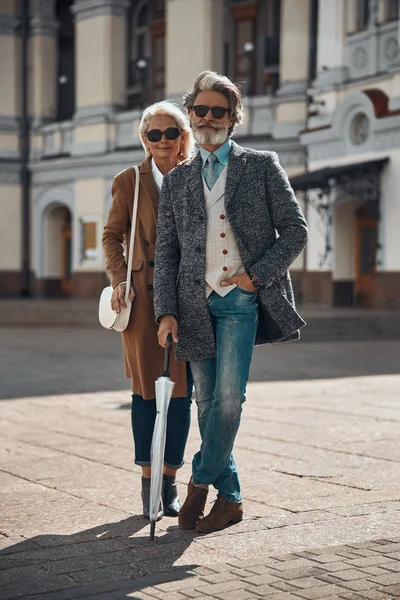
[1,370,400,599]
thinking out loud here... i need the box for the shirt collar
[151,157,164,191]
[199,138,231,167]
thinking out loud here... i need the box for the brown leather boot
[178,478,209,530]
[195,496,243,533]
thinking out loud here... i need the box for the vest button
[148,261,154,267]
[220,232,225,238]
[144,240,150,246]
[220,214,225,220]
[222,249,228,255]
[222,266,228,271]
[148,284,153,291]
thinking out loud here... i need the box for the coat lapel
[225,141,247,209]
[187,151,206,220]
[138,156,159,239]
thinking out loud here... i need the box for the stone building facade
[0,0,399,309]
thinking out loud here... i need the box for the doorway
[44,205,72,297]
[355,206,378,308]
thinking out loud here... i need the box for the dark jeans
[131,364,193,469]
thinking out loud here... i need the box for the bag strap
[124,165,140,304]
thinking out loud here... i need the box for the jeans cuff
[134,459,184,469]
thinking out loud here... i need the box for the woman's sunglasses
[192,105,230,119]
[146,127,181,142]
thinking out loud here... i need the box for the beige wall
[0,185,21,270]
[0,133,19,151]
[279,0,309,83]
[166,0,223,95]
[276,102,306,123]
[0,1,18,15]
[74,178,105,272]
[0,35,20,118]
[76,14,126,109]
[30,35,57,121]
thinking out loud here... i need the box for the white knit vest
[203,166,245,297]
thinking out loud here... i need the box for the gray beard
[192,123,229,146]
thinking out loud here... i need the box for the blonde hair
[139,101,195,160]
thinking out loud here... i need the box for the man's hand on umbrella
[221,273,256,292]
[158,315,178,347]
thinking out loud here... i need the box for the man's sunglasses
[146,127,181,142]
[192,105,230,119]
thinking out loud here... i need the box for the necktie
[204,153,219,190]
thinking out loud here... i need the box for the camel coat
[102,156,188,399]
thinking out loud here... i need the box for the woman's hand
[111,283,135,314]
[158,315,178,347]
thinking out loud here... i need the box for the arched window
[56,0,75,121]
[126,0,165,108]
[227,0,280,97]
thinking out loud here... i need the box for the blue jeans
[190,287,258,503]
[131,364,193,469]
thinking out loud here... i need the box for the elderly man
[154,71,308,533]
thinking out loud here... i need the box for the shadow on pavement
[0,516,199,599]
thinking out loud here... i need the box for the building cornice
[0,161,21,184]
[0,14,19,35]
[71,0,130,21]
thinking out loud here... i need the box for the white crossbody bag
[98,166,140,332]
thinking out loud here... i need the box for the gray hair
[139,101,195,160]
[182,71,244,136]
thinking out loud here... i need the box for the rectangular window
[356,0,369,30]
[387,0,400,19]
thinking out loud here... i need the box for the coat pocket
[130,259,144,272]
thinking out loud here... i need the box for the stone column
[165,0,224,97]
[29,0,58,127]
[274,0,310,139]
[0,1,22,294]
[71,0,129,121]
[277,0,310,98]
[314,0,348,88]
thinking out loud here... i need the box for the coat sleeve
[153,174,180,322]
[249,152,309,288]
[102,173,131,289]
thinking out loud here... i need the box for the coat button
[222,266,228,271]
[222,249,228,255]
[148,284,153,291]
[148,260,154,267]
[144,240,150,246]
[220,214,225,220]
[220,232,225,238]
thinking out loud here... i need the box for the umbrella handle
[162,333,172,376]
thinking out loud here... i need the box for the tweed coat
[102,157,188,399]
[153,141,309,362]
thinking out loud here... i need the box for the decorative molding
[29,0,58,36]
[302,91,400,160]
[273,121,306,140]
[313,66,349,90]
[0,162,21,184]
[0,115,20,132]
[0,14,19,35]
[276,79,308,99]
[71,0,130,21]
[73,103,120,122]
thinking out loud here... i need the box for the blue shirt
[200,138,231,182]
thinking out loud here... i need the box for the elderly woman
[102,102,195,520]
